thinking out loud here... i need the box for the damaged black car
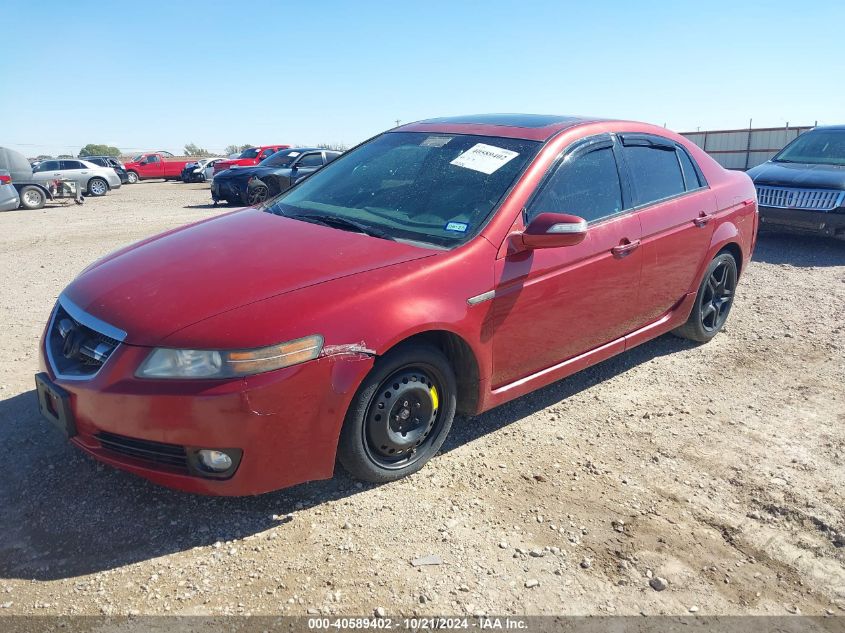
[211,148,341,206]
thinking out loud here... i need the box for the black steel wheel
[673,252,738,343]
[338,344,457,482]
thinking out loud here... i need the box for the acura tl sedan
[36,114,758,495]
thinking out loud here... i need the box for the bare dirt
[0,182,843,617]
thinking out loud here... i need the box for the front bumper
[38,337,374,495]
[211,179,245,203]
[759,205,845,239]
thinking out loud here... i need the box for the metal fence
[679,124,815,171]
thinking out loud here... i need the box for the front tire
[126,171,139,184]
[19,185,46,210]
[247,184,269,206]
[673,252,738,343]
[337,344,457,483]
[87,177,108,196]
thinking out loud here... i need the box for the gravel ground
[0,181,843,617]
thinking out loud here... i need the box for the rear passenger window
[528,146,623,223]
[677,147,702,190]
[61,161,85,170]
[623,145,685,205]
[297,153,324,167]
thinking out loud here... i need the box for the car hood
[64,209,435,346]
[747,161,845,190]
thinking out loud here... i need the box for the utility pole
[394,119,401,127]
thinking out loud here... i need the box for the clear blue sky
[3,0,844,157]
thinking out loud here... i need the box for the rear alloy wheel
[126,171,139,184]
[247,184,269,206]
[338,344,457,483]
[87,178,108,196]
[19,186,46,210]
[673,252,738,343]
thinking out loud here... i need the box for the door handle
[693,212,714,227]
[611,238,641,258]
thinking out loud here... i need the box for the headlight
[136,335,323,379]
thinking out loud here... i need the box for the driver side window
[527,145,623,224]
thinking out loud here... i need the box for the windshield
[259,150,300,168]
[239,148,259,159]
[265,132,540,247]
[774,130,845,166]
[131,154,143,162]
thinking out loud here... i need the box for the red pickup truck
[212,145,290,176]
[124,152,197,183]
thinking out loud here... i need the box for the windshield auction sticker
[450,143,519,175]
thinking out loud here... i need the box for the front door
[489,136,643,388]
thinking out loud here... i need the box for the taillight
[0,174,11,185]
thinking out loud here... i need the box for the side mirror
[511,213,588,252]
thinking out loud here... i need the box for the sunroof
[418,114,587,129]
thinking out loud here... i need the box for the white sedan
[31,159,121,196]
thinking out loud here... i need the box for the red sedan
[36,114,757,495]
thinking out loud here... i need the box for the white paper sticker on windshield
[450,143,519,175]
[421,136,453,148]
[287,151,300,157]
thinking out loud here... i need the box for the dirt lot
[0,181,843,618]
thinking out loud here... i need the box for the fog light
[197,449,233,472]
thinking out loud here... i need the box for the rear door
[60,160,91,189]
[489,135,643,387]
[292,152,325,182]
[618,134,716,322]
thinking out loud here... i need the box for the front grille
[47,303,121,378]
[755,186,845,211]
[96,432,189,472]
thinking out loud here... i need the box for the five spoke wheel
[700,259,736,332]
[673,251,739,343]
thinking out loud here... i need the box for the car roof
[396,113,606,141]
[809,125,845,131]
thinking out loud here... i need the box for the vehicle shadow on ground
[753,232,845,267]
[182,203,220,209]
[0,332,693,582]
